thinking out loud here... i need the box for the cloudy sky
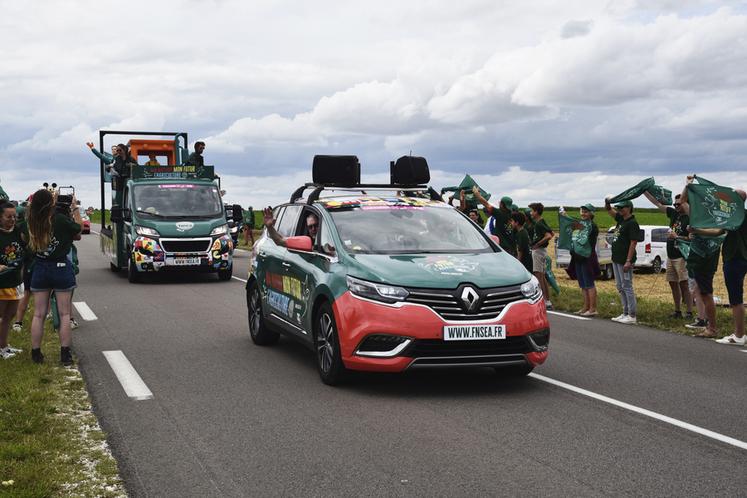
[2,0,747,209]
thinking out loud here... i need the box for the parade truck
[98,130,240,282]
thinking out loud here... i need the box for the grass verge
[0,310,125,497]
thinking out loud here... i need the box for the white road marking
[741,349,747,353]
[547,310,591,321]
[103,351,154,401]
[232,276,248,283]
[529,373,747,451]
[91,230,100,235]
[73,301,98,321]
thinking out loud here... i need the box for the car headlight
[135,225,160,237]
[211,224,228,236]
[347,276,409,304]
[521,276,542,304]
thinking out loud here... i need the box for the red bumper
[332,291,549,373]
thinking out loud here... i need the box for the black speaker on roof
[391,155,430,185]
[312,155,361,186]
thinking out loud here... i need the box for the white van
[605,225,669,273]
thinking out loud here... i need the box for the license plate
[443,324,506,341]
[166,257,200,266]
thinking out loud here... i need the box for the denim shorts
[723,257,747,305]
[30,259,77,292]
[575,260,595,290]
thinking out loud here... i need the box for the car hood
[345,251,531,289]
[134,218,225,237]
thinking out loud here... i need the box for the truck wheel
[127,258,140,283]
[652,257,662,274]
[247,280,279,345]
[218,265,233,281]
[314,302,347,386]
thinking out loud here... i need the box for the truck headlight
[521,276,542,304]
[135,225,160,237]
[347,276,409,304]
[211,224,228,236]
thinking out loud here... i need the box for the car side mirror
[123,208,132,222]
[110,206,123,223]
[232,204,243,223]
[286,236,313,252]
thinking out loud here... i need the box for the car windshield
[133,183,223,218]
[326,200,493,254]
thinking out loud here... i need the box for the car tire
[218,265,233,281]
[247,280,279,346]
[314,302,346,386]
[127,257,140,283]
[604,264,614,280]
[652,257,662,274]
[495,363,534,377]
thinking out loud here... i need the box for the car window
[318,220,336,257]
[277,205,301,237]
[651,228,668,243]
[638,229,645,241]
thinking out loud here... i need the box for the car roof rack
[290,184,443,204]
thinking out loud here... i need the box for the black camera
[56,186,75,216]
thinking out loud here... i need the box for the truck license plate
[167,257,200,266]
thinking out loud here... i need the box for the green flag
[687,177,745,230]
[0,184,8,202]
[441,174,491,209]
[558,212,592,258]
[647,184,672,205]
[609,177,656,203]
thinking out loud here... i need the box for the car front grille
[402,337,533,358]
[404,284,526,321]
[160,239,211,253]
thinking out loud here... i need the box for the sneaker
[684,312,694,320]
[619,315,637,325]
[715,334,747,346]
[668,311,683,319]
[685,319,708,329]
[60,347,73,366]
[70,318,79,330]
[0,349,16,359]
[611,314,627,322]
[12,321,22,332]
[4,344,22,353]
[31,348,44,364]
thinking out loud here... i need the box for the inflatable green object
[441,174,491,210]
[545,255,560,295]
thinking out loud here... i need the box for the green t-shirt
[531,218,553,249]
[243,208,255,228]
[611,213,643,264]
[0,226,25,288]
[31,213,81,261]
[665,207,689,260]
[489,207,516,256]
[722,217,747,263]
[516,227,532,271]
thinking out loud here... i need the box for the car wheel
[218,265,233,281]
[314,302,346,386]
[127,257,140,283]
[247,280,279,345]
[652,257,662,274]
[495,363,534,377]
[604,264,614,280]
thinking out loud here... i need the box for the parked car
[604,225,669,273]
[79,208,91,234]
[555,234,614,280]
[246,156,550,385]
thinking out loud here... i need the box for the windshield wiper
[135,210,167,218]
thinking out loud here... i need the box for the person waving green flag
[558,210,592,258]
[687,176,745,230]
[441,175,491,210]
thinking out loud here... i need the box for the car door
[283,207,337,342]
[261,204,304,333]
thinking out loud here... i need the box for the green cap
[614,200,633,209]
[581,203,596,212]
[500,196,513,207]
[510,204,519,212]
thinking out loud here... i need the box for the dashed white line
[529,373,747,451]
[73,301,98,321]
[547,310,591,321]
[103,351,154,401]
[232,276,248,283]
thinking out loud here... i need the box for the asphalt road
[71,234,746,497]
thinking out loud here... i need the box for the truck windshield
[328,204,493,254]
[133,183,223,218]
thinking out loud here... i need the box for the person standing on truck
[86,142,116,169]
[144,153,160,166]
[25,189,82,365]
[605,199,643,325]
[472,186,516,256]
[643,191,693,319]
[185,141,205,167]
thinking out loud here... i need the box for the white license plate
[443,324,506,341]
[166,257,200,266]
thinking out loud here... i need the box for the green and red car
[245,162,549,385]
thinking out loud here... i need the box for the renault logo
[461,286,480,312]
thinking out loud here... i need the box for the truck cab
[98,131,236,282]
